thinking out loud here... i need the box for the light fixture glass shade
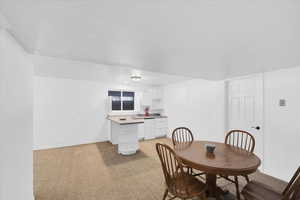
[131,75,142,81]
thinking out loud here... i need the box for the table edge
[175,141,261,175]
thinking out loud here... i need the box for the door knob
[252,126,260,130]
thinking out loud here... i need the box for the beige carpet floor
[34,138,287,200]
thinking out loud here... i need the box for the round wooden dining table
[174,141,261,199]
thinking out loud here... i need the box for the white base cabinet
[109,118,168,151]
[155,118,168,138]
[138,123,145,140]
[110,122,139,155]
[144,119,156,140]
[144,118,168,140]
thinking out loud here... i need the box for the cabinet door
[153,87,163,100]
[156,127,168,138]
[110,122,120,144]
[138,124,145,140]
[155,118,168,137]
[141,90,152,106]
[144,119,156,140]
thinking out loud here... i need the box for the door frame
[225,73,265,171]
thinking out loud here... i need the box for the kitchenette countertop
[107,115,167,125]
[108,116,144,125]
[134,115,168,119]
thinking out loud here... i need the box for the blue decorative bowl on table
[205,144,216,154]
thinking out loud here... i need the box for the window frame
[108,89,136,113]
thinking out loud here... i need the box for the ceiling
[1,0,300,80]
[32,55,192,86]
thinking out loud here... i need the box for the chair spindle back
[156,143,190,197]
[172,127,194,146]
[282,166,300,200]
[225,130,255,153]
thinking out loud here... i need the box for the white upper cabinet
[141,87,164,107]
[152,87,163,100]
[141,90,153,106]
[151,87,164,110]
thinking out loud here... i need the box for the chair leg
[244,175,250,183]
[234,176,241,200]
[162,189,168,200]
[199,193,207,200]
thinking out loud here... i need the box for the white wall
[33,75,155,150]
[0,13,9,29]
[163,70,300,183]
[0,29,33,200]
[33,52,300,183]
[263,66,300,181]
[164,79,225,142]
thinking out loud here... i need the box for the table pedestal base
[206,173,229,200]
[206,173,217,197]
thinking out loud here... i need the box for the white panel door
[227,74,264,169]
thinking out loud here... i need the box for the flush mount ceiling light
[131,75,142,81]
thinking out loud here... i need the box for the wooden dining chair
[172,127,205,178]
[219,130,256,200]
[156,143,207,200]
[172,127,194,146]
[242,166,300,200]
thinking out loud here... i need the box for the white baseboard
[262,169,289,182]
[33,138,109,150]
